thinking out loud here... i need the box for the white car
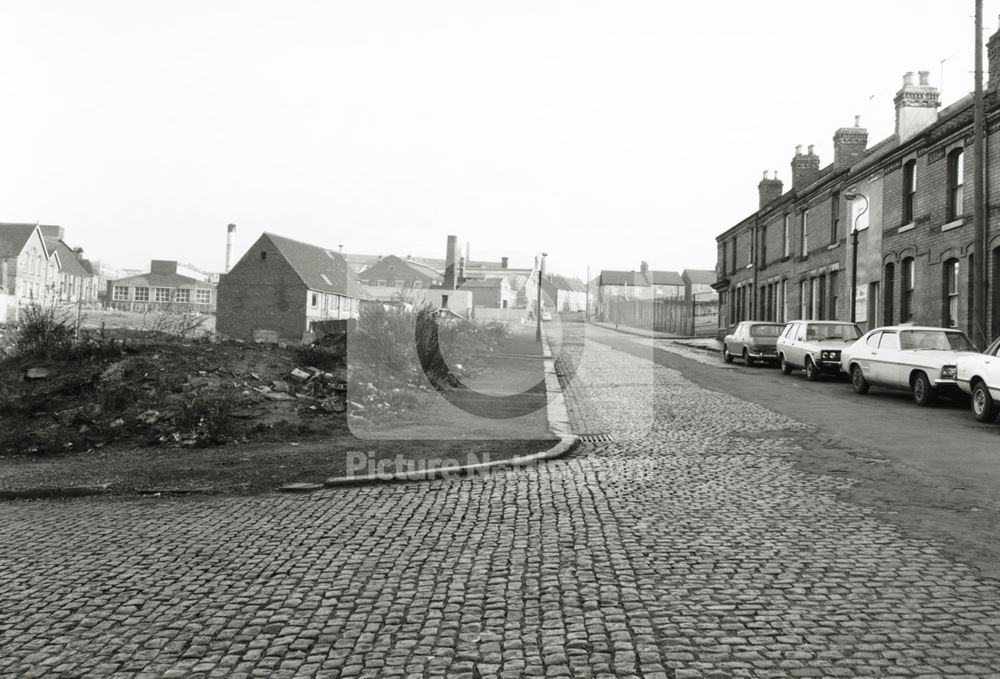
[840,325,980,406]
[777,320,862,380]
[956,336,1000,422]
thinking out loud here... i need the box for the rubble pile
[0,338,355,455]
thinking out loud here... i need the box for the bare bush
[11,300,75,358]
[142,312,211,339]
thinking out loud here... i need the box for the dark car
[722,321,785,366]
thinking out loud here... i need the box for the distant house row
[595,263,715,305]
[0,223,103,321]
[1,220,591,344]
[213,233,592,343]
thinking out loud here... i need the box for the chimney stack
[833,115,869,171]
[225,223,236,273]
[501,256,508,269]
[758,170,784,209]
[791,145,821,191]
[443,235,460,289]
[640,260,649,275]
[894,70,940,143]
[988,17,1000,91]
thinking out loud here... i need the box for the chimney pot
[903,71,914,86]
[795,144,803,155]
[762,170,769,180]
[807,144,815,155]
[854,115,861,127]
[918,70,930,86]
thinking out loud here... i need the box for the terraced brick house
[715,35,1000,345]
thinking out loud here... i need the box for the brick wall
[716,98,1000,343]
[216,235,310,342]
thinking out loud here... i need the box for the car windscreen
[899,330,976,351]
[749,324,782,338]
[807,324,862,341]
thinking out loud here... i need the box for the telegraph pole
[973,0,988,348]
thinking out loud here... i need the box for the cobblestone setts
[1,338,1000,678]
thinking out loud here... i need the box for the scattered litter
[24,368,50,380]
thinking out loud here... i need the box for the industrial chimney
[225,224,236,273]
[443,235,460,289]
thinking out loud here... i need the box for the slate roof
[112,272,211,288]
[545,274,587,292]
[460,278,505,288]
[401,258,445,280]
[364,255,444,282]
[599,270,649,287]
[45,238,90,278]
[265,232,372,300]
[682,269,717,285]
[0,223,43,256]
[647,270,684,286]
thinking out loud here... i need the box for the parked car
[840,325,980,406]
[722,321,785,366]
[777,320,863,381]
[956,336,1000,422]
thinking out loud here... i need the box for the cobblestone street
[2,326,1000,678]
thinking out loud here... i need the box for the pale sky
[2,1,996,280]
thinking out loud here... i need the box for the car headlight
[941,365,957,380]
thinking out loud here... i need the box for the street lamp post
[535,253,547,342]
[844,191,869,324]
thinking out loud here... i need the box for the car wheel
[851,364,870,394]
[912,372,936,407]
[805,357,820,382]
[743,348,754,367]
[972,380,999,423]
[722,344,733,363]
[779,354,792,375]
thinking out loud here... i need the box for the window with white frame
[174,288,190,303]
[902,160,917,224]
[947,148,964,221]
[113,286,130,301]
[196,289,211,304]
[800,210,809,256]
[944,259,959,328]
[901,257,915,321]
[134,287,149,302]
[154,287,171,303]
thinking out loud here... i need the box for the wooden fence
[602,297,718,337]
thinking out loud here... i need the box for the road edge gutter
[319,329,579,490]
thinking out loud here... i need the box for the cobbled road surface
[2,323,999,678]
